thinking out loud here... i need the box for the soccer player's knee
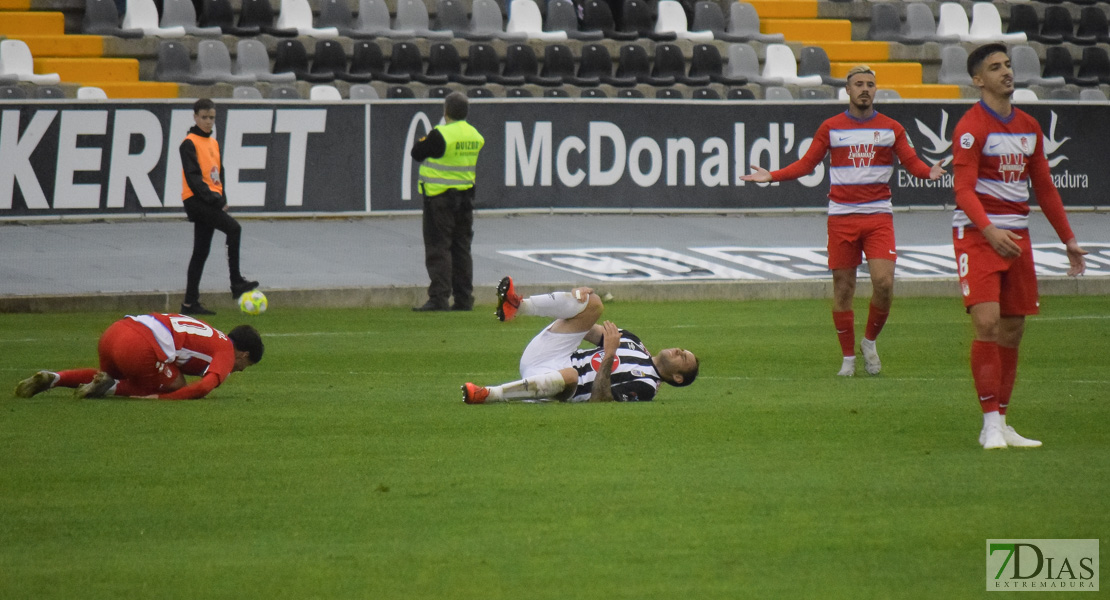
[584,292,604,319]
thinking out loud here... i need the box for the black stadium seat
[615,44,674,86]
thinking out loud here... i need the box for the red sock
[55,369,98,388]
[998,345,1019,416]
[970,340,1001,414]
[833,310,855,357]
[864,303,890,342]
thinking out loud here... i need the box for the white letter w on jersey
[848,144,876,168]
[997,153,1027,183]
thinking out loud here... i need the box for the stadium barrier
[1,99,1107,220]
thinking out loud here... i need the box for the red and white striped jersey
[951,101,1073,242]
[770,111,934,215]
[126,313,237,399]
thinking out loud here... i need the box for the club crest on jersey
[960,132,975,149]
[209,165,221,185]
[590,351,620,371]
[1020,136,1029,151]
[848,144,876,168]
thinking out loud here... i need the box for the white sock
[518,292,588,319]
[488,371,567,401]
[999,413,1007,428]
[983,411,1003,429]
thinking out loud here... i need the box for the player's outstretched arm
[739,165,772,183]
[588,321,621,403]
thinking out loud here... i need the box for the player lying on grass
[462,277,698,404]
[13,313,263,400]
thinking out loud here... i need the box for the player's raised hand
[983,225,1023,259]
[928,162,947,180]
[601,320,620,357]
[740,166,772,183]
[1064,238,1088,277]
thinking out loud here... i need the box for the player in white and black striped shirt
[462,277,698,404]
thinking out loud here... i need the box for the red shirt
[951,101,1074,241]
[771,111,934,215]
[127,313,236,400]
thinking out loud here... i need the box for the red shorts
[97,319,181,395]
[952,227,1039,315]
[826,213,897,270]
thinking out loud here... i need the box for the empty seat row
[1006,4,1110,46]
[938,43,1110,88]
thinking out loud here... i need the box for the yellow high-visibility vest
[418,120,484,197]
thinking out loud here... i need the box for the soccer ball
[238,290,268,315]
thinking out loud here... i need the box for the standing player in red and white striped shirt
[952,44,1087,450]
[742,66,946,377]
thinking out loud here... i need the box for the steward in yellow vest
[410,92,485,312]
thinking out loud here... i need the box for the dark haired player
[953,44,1087,449]
[462,277,698,404]
[14,313,263,400]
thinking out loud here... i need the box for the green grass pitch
[1,296,1106,599]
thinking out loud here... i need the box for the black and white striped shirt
[568,330,661,402]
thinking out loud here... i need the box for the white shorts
[519,323,589,379]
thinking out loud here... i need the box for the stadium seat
[1041,46,1075,83]
[726,87,755,100]
[319,0,371,38]
[505,87,533,97]
[155,41,205,83]
[461,43,505,84]
[800,87,829,100]
[234,39,296,83]
[577,43,633,87]
[1076,6,1110,45]
[387,84,416,98]
[615,43,674,86]
[900,2,959,44]
[1011,88,1039,103]
[77,86,108,99]
[690,1,742,43]
[34,85,66,98]
[621,0,676,41]
[689,44,746,86]
[269,85,302,99]
[0,85,27,99]
[867,3,902,42]
[502,43,559,86]
[233,85,264,99]
[655,0,713,42]
[617,88,644,98]
[195,40,257,83]
[653,43,709,86]
[967,3,1026,43]
[310,84,343,100]
[1036,6,1073,45]
[727,2,784,44]
[312,39,371,83]
[935,2,971,42]
[123,0,187,36]
[507,0,567,41]
[1061,6,1098,46]
[0,40,61,84]
[547,0,603,40]
[239,0,298,36]
[428,42,486,85]
[349,83,379,99]
[394,0,453,39]
[875,88,901,100]
[542,44,599,86]
[937,44,973,86]
[799,46,845,86]
[273,39,334,83]
[161,0,222,36]
[426,85,453,98]
[351,41,410,83]
[468,87,495,97]
[655,88,683,99]
[762,44,822,86]
[1079,88,1108,102]
[434,0,470,37]
[580,87,607,98]
[1073,46,1110,86]
[276,0,340,37]
[199,0,260,35]
[725,43,782,87]
[1011,45,1065,88]
[390,42,450,85]
[764,86,793,101]
[354,0,414,38]
[1006,4,1041,41]
[543,88,570,97]
[83,0,143,37]
[471,0,526,41]
[691,88,720,100]
[580,0,637,41]
[1047,87,1079,101]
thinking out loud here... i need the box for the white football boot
[860,338,881,375]
[837,356,856,377]
[980,424,1007,450]
[1001,425,1042,448]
